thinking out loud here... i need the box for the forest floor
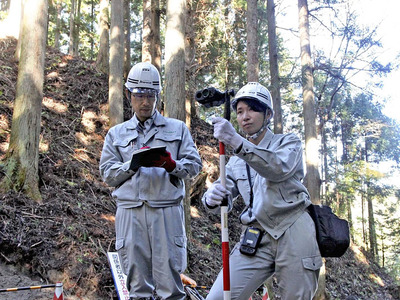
[0,37,399,300]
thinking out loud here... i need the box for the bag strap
[245,163,254,218]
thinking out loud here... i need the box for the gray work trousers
[115,204,187,300]
[207,212,322,300]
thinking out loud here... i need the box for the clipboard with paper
[129,146,167,171]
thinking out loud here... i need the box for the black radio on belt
[239,227,262,256]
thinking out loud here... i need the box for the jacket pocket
[115,238,128,275]
[113,138,136,161]
[302,255,323,271]
[155,131,182,143]
[172,235,187,273]
[115,238,124,250]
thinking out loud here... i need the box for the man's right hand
[205,184,229,207]
[129,146,150,171]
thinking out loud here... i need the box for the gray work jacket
[99,111,202,208]
[203,129,311,240]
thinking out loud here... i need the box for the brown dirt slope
[0,37,398,300]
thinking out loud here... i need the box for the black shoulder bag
[307,204,350,257]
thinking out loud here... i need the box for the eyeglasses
[127,88,158,102]
[131,93,157,102]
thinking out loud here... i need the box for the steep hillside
[0,37,398,300]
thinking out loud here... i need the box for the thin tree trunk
[0,0,48,202]
[365,139,378,257]
[246,0,258,82]
[185,0,195,127]
[367,191,377,257]
[164,0,186,121]
[109,0,124,126]
[298,0,320,203]
[73,0,82,56]
[298,1,324,299]
[68,0,75,55]
[90,0,95,59]
[267,0,283,134]
[123,0,131,79]
[151,0,161,74]
[142,0,152,62]
[164,0,189,256]
[54,0,62,49]
[184,0,195,243]
[96,0,109,74]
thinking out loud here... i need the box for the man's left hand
[212,117,243,150]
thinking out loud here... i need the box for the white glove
[205,183,230,207]
[212,117,243,150]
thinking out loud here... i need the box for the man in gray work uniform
[202,82,322,300]
[100,62,202,300]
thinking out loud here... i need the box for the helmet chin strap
[151,100,157,115]
[245,114,271,140]
[246,124,267,140]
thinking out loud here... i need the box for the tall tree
[184,0,195,241]
[185,0,196,125]
[0,0,48,202]
[96,0,110,74]
[108,0,124,126]
[246,0,258,82]
[267,0,283,134]
[164,0,189,245]
[123,0,131,78]
[151,0,161,73]
[142,0,152,62]
[298,0,320,203]
[72,0,82,56]
[53,0,63,49]
[164,0,186,121]
[298,1,324,299]
[68,0,76,55]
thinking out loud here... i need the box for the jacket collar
[126,110,167,130]
[258,129,274,148]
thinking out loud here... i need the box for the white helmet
[125,62,161,93]
[231,82,273,116]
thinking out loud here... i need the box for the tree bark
[123,0,131,79]
[298,1,324,298]
[0,0,48,202]
[151,0,161,74]
[185,0,195,127]
[267,0,283,134]
[142,0,152,62]
[298,0,320,203]
[96,0,110,74]
[164,0,189,243]
[164,0,186,121]
[68,0,76,55]
[365,139,378,257]
[108,0,124,127]
[246,0,259,82]
[54,0,62,49]
[72,0,82,56]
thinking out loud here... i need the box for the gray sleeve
[99,130,135,187]
[236,133,304,182]
[169,123,202,179]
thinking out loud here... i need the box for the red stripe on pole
[219,142,225,155]
[222,241,230,291]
